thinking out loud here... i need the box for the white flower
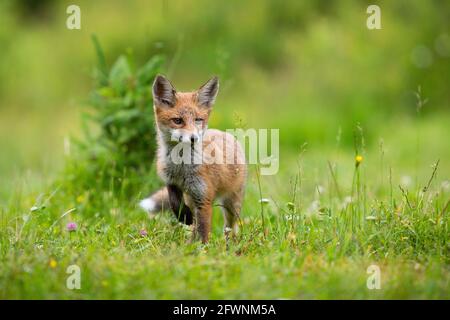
[339,196,353,210]
[307,200,320,215]
[400,175,413,188]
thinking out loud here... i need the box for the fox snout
[170,129,201,144]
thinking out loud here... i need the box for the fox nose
[190,134,199,143]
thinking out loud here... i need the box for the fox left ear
[197,76,219,108]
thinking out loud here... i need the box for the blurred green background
[0,0,449,201]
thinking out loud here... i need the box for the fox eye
[171,118,183,125]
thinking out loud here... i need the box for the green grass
[0,136,448,299]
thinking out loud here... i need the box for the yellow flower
[49,258,57,269]
[355,155,363,167]
[76,195,85,203]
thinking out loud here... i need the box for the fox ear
[153,75,176,107]
[197,76,219,108]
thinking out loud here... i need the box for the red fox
[140,75,247,243]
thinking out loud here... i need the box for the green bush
[66,37,165,196]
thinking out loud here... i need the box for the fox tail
[139,187,170,214]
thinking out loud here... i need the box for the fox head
[152,75,219,145]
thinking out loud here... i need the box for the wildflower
[49,258,57,269]
[400,175,412,188]
[307,200,320,215]
[76,195,84,203]
[441,180,449,191]
[67,222,77,232]
[337,196,351,210]
[355,155,363,167]
[139,229,148,237]
[259,198,270,205]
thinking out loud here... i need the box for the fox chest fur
[157,143,206,203]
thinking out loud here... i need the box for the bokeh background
[0,0,449,202]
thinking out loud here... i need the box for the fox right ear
[152,75,176,107]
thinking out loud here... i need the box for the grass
[0,131,448,299]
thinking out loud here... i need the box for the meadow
[0,0,449,299]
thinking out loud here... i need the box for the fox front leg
[195,204,213,243]
[185,195,213,243]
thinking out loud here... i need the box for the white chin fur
[139,198,156,212]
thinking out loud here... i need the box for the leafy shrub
[65,37,165,196]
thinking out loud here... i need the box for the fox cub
[140,75,247,243]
